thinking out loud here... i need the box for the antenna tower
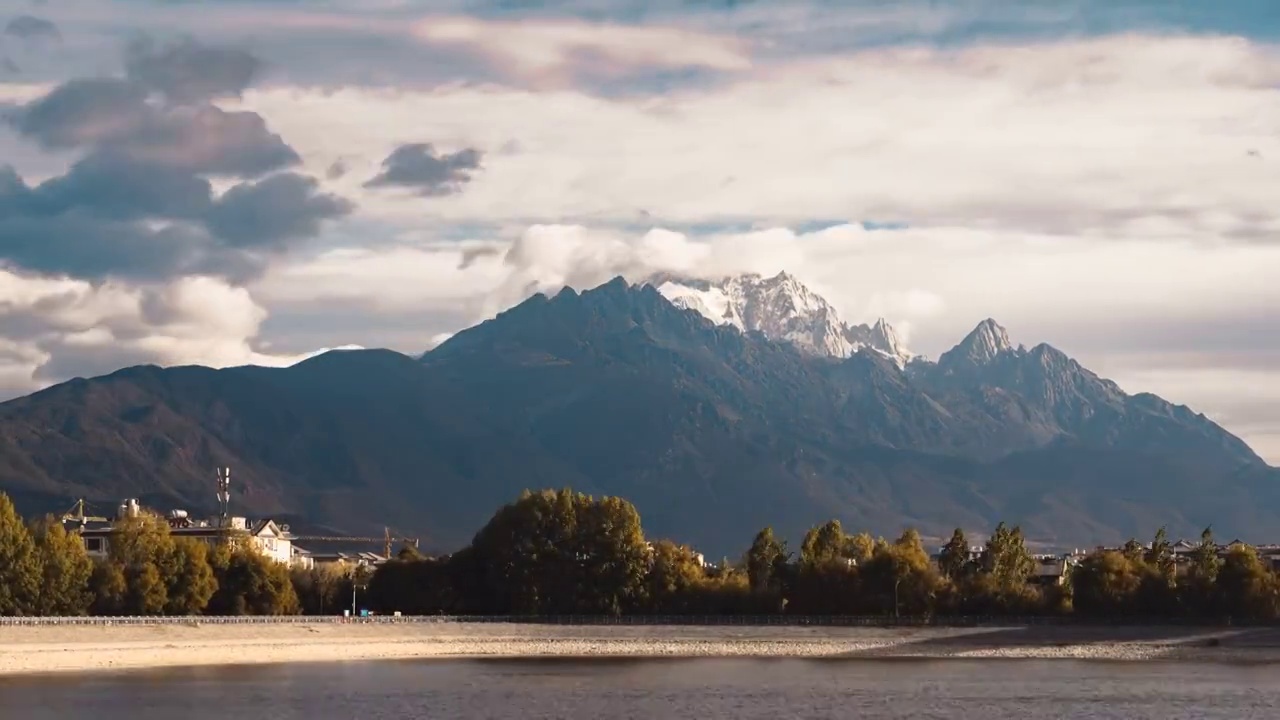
[215,467,231,525]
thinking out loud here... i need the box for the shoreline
[4,623,1280,676]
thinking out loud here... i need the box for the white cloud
[239,34,1280,234]
[0,268,327,396]
[411,16,752,86]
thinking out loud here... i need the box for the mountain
[0,276,1274,556]
[652,272,913,366]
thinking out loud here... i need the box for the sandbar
[3,622,1280,675]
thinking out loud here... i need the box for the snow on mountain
[649,271,914,366]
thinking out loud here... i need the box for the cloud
[0,268,314,397]
[10,80,300,176]
[364,143,482,196]
[123,36,260,105]
[207,172,355,247]
[0,39,346,283]
[411,15,751,87]
[3,15,59,41]
[242,34,1280,237]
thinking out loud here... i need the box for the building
[70,497,307,568]
[309,551,387,569]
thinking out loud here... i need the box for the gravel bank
[3,623,1279,675]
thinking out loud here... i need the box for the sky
[0,0,1278,462]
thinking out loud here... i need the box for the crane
[290,526,420,558]
[61,498,109,528]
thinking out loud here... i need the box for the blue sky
[1,0,1279,460]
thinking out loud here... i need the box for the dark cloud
[364,143,482,196]
[326,159,348,180]
[8,78,298,177]
[0,211,241,282]
[116,106,301,177]
[4,15,59,41]
[0,39,349,283]
[123,37,260,105]
[27,153,212,221]
[206,173,354,248]
[9,78,151,150]
[1,56,17,74]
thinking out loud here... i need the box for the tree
[293,563,351,615]
[1216,544,1280,620]
[1183,526,1221,615]
[1071,551,1142,617]
[746,527,786,593]
[30,516,93,616]
[88,560,127,615]
[1144,527,1176,586]
[124,563,168,615]
[208,548,300,615]
[645,540,707,612]
[800,520,846,568]
[470,489,649,615]
[107,511,179,614]
[938,528,971,581]
[1121,539,1144,564]
[164,538,218,615]
[0,492,39,615]
[982,523,1034,588]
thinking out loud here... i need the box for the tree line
[0,493,352,616]
[3,489,1280,621]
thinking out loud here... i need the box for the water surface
[3,658,1279,718]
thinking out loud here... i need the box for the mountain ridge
[0,274,1271,556]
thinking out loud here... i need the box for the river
[3,657,1278,718]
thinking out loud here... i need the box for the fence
[0,614,1263,627]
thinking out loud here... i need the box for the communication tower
[215,467,231,525]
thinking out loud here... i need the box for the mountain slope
[0,276,1272,555]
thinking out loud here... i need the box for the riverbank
[4,623,1280,675]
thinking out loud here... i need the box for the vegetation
[4,488,1280,622]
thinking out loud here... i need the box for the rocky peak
[649,272,914,366]
[939,318,1014,367]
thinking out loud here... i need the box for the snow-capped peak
[649,272,914,367]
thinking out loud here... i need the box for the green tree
[645,540,707,612]
[800,520,846,568]
[124,563,168,615]
[1216,543,1280,620]
[30,516,93,616]
[470,489,648,615]
[88,560,127,615]
[849,529,938,617]
[938,528,971,581]
[108,511,178,614]
[1144,527,1176,586]
[745,527,786,593]
[1183,526,1221,615]
[982,523,1034,588]
[208,548,300,615]
[1071,551,1142,617]
[164,538,218,615]
[293,564,352,615]
[0,493,39,615]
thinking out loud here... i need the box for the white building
[72,498,305,568]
